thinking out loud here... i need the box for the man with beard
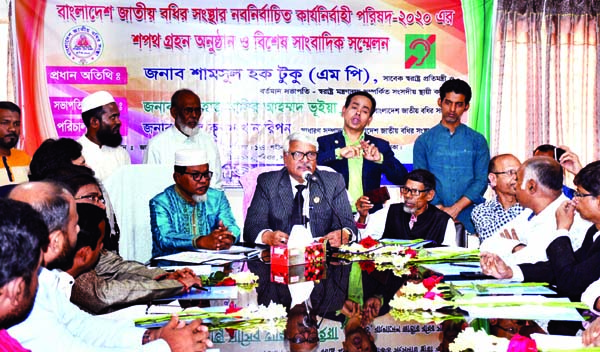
[78,91,131,181]
[356,169,456,246]
[150,149,239,257]
[0,199,47,351]
[0,102,30,186]
[472,154,524,242]
[144,89,223,189]
[413,78,489,234]
[8,181,213,351]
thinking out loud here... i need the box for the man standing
[0,102,30,186]
[150,149,238,257]
[0,199,47,351]
[317,91,407,212]
[356,169,456,246]
[78,91,131,181]
[144,89,222,189]
[8,181,212,351]
[413,78,489,233]
[472,154,524,242]
[244,131,357,247]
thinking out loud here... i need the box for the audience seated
[150,149,239,257]
[356,169,457,246]
[480,157,590,265]
[7,181,212,351]
[0,198,47,351]
[0,102,30,186]
[144,89,223,189]
[471,154,524,243]
[413,79,490,234]
[481,160,600,335]
[317,90,407,213]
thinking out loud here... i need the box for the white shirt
[480,194,590,266]
[144,126,222,189]
[8,268,169,351]
[356,204,457,246]
[78,135,131,182]
[57,270,75,300]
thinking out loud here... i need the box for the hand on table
[480,252,514,279]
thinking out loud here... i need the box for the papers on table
[421,262,482,276]
[531,333,584,350]
[155,251,246,265]
[149,265,213,276]
[155,286,238,302]
[195,245,259,255]
[454,296,584,321]
[444,279,556,296]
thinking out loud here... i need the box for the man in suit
[317,91,407,213]
[244,131,357,247]
[481,160,600,335]
[243,131,357,315]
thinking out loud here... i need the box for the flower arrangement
[448,327,510,352]
[134,302,287,332]
[203,271,259,291]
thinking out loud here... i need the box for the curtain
[492,0,600,164]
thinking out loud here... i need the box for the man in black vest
[356,169,456,246]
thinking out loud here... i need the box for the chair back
[454,221,467,248]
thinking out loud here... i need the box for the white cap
[175,149,209,167]
[81,91,115,113]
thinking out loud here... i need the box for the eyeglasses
[75,193,105,204]
[181,107,201,116]
[400,186,431,196]
[574,191,595,198]
[492,170,518,177]
[287,334,319,344]
[287,151,318,161]
[181,171,213,181]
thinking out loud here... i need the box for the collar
[529,194,568,221]
[342,129,365,146]
[174,184,196,205]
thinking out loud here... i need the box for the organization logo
[63,25,104,65]
[405,34,436,69]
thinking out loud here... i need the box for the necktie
[291,184,306,225]
[409,214,417,229]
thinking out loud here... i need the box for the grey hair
[283,131,319,152]
[520,157,563,192]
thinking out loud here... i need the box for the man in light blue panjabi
[150,149,239,258]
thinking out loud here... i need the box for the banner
[15,0,468,188]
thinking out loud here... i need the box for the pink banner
[46,66,128,84]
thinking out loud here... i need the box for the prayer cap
[175,149,208,166]
[81,91,115,113]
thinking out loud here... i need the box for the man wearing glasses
[355,169,457,246]
[244,131,356,247]
[144,88,223,189]
[480,157,591,266]
[471,154,525,243]
[150,149,239,257]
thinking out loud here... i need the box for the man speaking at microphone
[244,131,357,247]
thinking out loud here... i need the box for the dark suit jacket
[243,168,356,314]
[243,167,357,243]
[317,131,407,211]
[520,225,600,301]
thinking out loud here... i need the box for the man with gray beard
[144,89,223,189]
[150,149,239,257]
[356,169,457,246]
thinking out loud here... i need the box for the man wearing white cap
[77,90,131,181]
[150,149,239,258]
[144,89,223,189]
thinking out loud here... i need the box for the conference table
[129,243,587,351]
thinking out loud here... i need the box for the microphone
[302,170,318,183]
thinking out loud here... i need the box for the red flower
[358,236,379,249]
[225,328,235,339]
[359,260,376,274]
[405,248,417,258]
[225,301,242,314]
[508,334,537,352]
[423,291,442,300]
[422,275,443,291]
[216,277,236,286]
